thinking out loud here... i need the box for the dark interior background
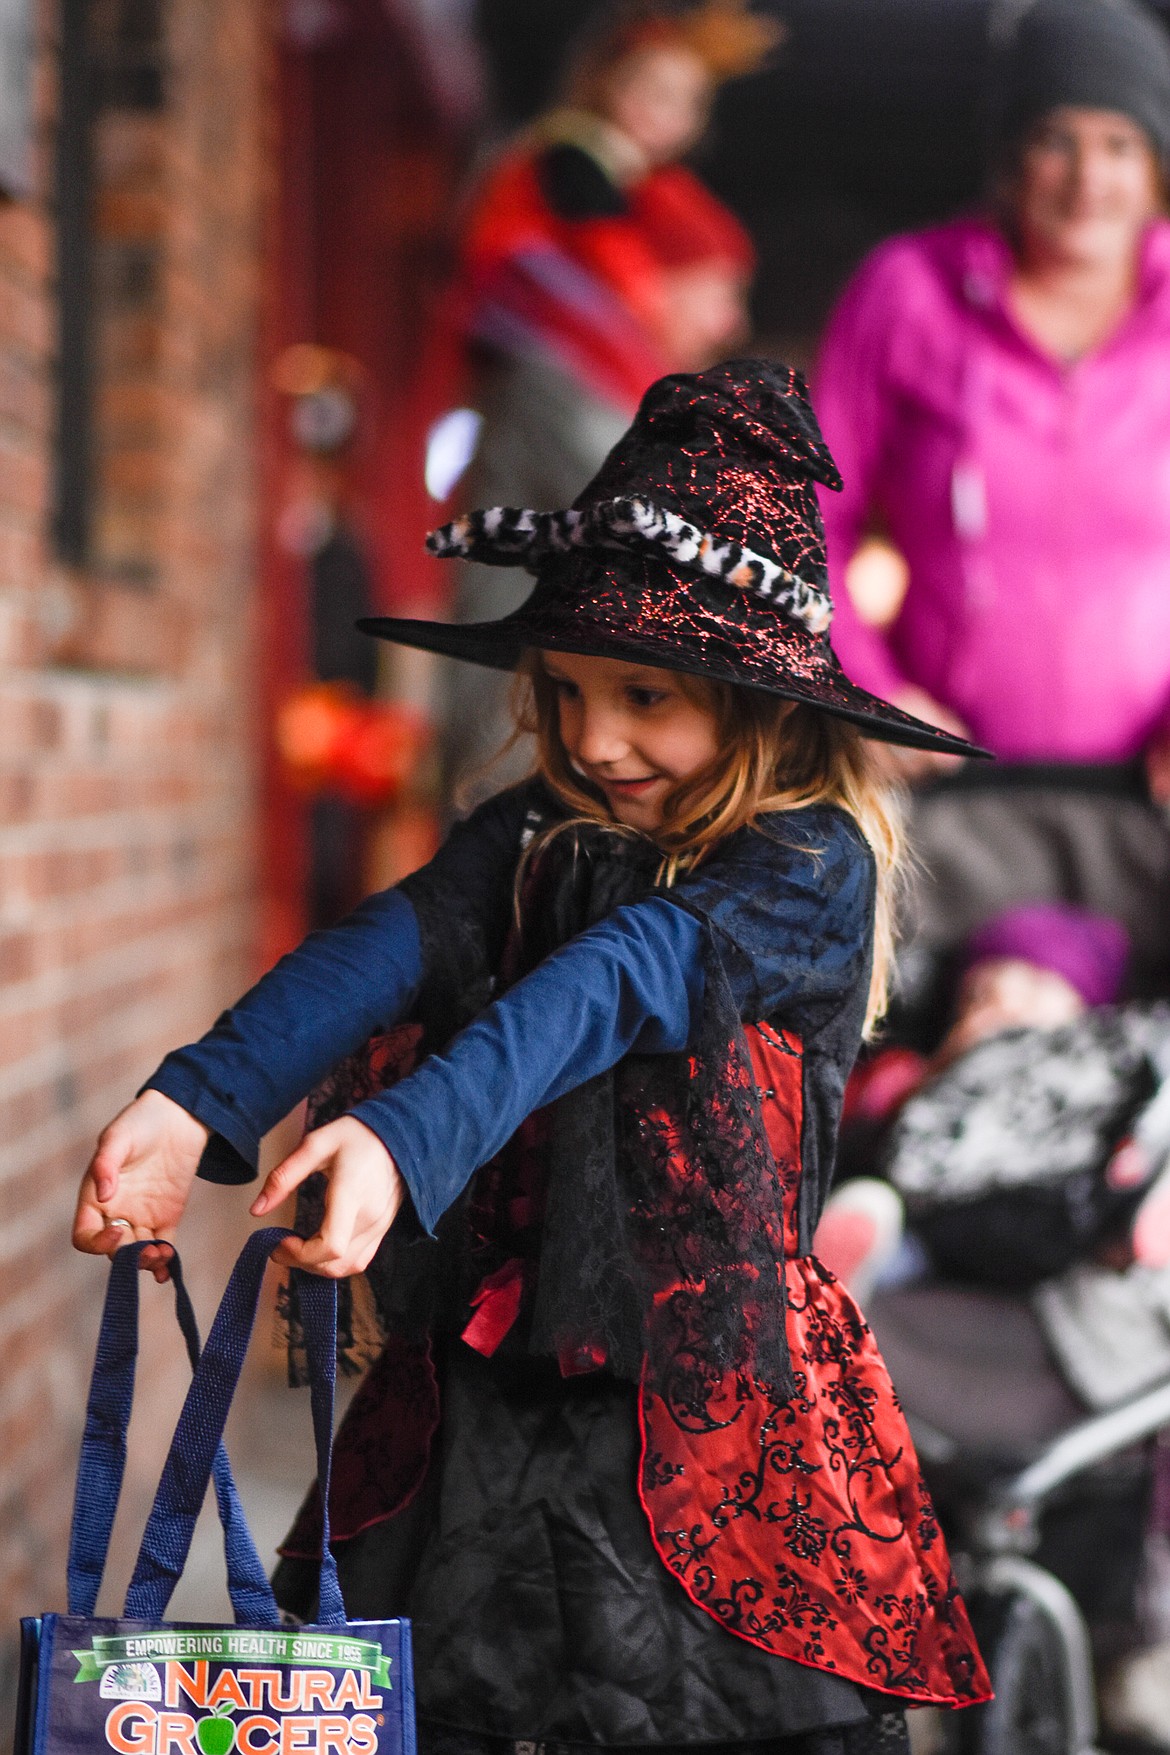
[474,0,1170,357]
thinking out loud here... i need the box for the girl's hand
[251,1116,405,1277]
[1147,725,1170,807]
[73,1090,209,1281]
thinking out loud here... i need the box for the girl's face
[600,45,713,165]
[1012,106,1161,270]
[541,650,720,832]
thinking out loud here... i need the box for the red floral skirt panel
[637,1262,990,1706]
[635,1024,991,1708]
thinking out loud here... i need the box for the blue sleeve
[145,889,423,1182]
[351,897,704,1236]
[144,782,537,1183]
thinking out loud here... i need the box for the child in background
[935,904,1130,1068]
[846,902,1131,1123]
[818,902,1170,1299]
[73,362,989,1755]
[436,0,771,799]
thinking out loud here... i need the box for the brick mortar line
[0,975,249,1104]
[0,878,254,949]
[11,852,253,913]
[0,870,254,936]
[0,845,254,912]
[0,909,256,1024]
[0,797,255,859]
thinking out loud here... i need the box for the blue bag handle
[68,1240,278,1624]
[125,1227,346,1627]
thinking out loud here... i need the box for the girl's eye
[627,687,667,708]
[551,678,579,700]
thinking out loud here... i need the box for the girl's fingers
[273,1223,385,1278]
[74,1219,129,1257]
[89,1108,147,1203]
[261,1121,403,1272]
[89,1142,127,1207]
[272,1233,347,1275]
[251,1134,331,1216]
[73,1175,130,1256]
[270,1185,368,1274]
[73,1210,169,1266]
[141,1235,177,1282]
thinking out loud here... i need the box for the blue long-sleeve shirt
[146,780,877,1248]
[148,889,705,1231]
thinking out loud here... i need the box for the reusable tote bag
[16,1228,416,1755]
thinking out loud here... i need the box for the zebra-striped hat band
[425,495,833,637]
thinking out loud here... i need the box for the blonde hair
[513,654,905,1036]
[564,0,781,108]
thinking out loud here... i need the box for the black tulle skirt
[273,1342,910,1754]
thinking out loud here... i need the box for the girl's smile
[540,650,720,831]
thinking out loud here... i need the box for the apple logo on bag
[194,1703,236,1755]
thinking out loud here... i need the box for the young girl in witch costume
[73,362,992,1754]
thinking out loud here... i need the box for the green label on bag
[73,1632,393,1687]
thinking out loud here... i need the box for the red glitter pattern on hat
[578,360,839,595]
[363,361,984,754]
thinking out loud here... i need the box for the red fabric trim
[635,1024,992,1709]
[277,1333,440,1557]
[462,1258,526,1357]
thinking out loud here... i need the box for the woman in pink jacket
[815,0,1170,991]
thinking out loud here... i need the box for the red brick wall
[0,0,273,1701]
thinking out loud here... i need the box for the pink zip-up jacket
[815,215,1170,763]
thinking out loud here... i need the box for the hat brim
[358,606,988,759]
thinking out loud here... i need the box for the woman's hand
[250,1116,405,1277]
[1147,725,1170,807]
[871,687,970,786]
[73,1090,209,1281]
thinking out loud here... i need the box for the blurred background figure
[436,0,775,800]
[815,0,1170,1001]
[271,346,432,927]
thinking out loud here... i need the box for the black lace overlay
[282,1022,438,1381]
[498,817,794,1398]
[283,792,527,1379]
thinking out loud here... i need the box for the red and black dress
[255,780,991,1753]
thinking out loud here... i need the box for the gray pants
[908,774,1170,995]
[441,354,629,809]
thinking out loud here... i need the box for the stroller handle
[999,1373,1170,1512]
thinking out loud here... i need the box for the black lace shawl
[287,781,874,1407]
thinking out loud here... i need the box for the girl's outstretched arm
[209,811,872,1271]
[71,784,533,1260]
[254,897,705,1251]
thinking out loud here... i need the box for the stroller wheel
[950,1559,1098,1755]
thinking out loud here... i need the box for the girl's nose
[575,705,628,767]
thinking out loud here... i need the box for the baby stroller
[868,1282,1170,1755]
[840,991,1170,1751]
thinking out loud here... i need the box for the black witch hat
[361,359,984,756]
